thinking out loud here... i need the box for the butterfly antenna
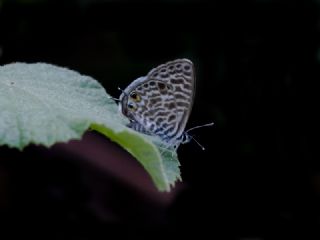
[189,135,206,151]
[118,87,129,97]
[186,122,214,133]
[108,96,120,102]
[108,87,128,102]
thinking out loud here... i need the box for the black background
[0,0,319,238]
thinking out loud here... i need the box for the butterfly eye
[130,92,141,102]
[127,102,137,111]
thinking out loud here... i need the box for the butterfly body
[119,59,195,149]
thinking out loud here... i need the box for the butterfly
[118,59,212,150]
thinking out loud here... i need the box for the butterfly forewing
[119,59,195,147]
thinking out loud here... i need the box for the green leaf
[0,62,180,191]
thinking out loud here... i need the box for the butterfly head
[124,91,141,111]
[118,77,146,119]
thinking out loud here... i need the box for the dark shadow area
[0,0,319,238]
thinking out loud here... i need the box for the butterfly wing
[119,59,195,145]
[145,59,195,140]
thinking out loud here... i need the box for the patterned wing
[119,59,195,145]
